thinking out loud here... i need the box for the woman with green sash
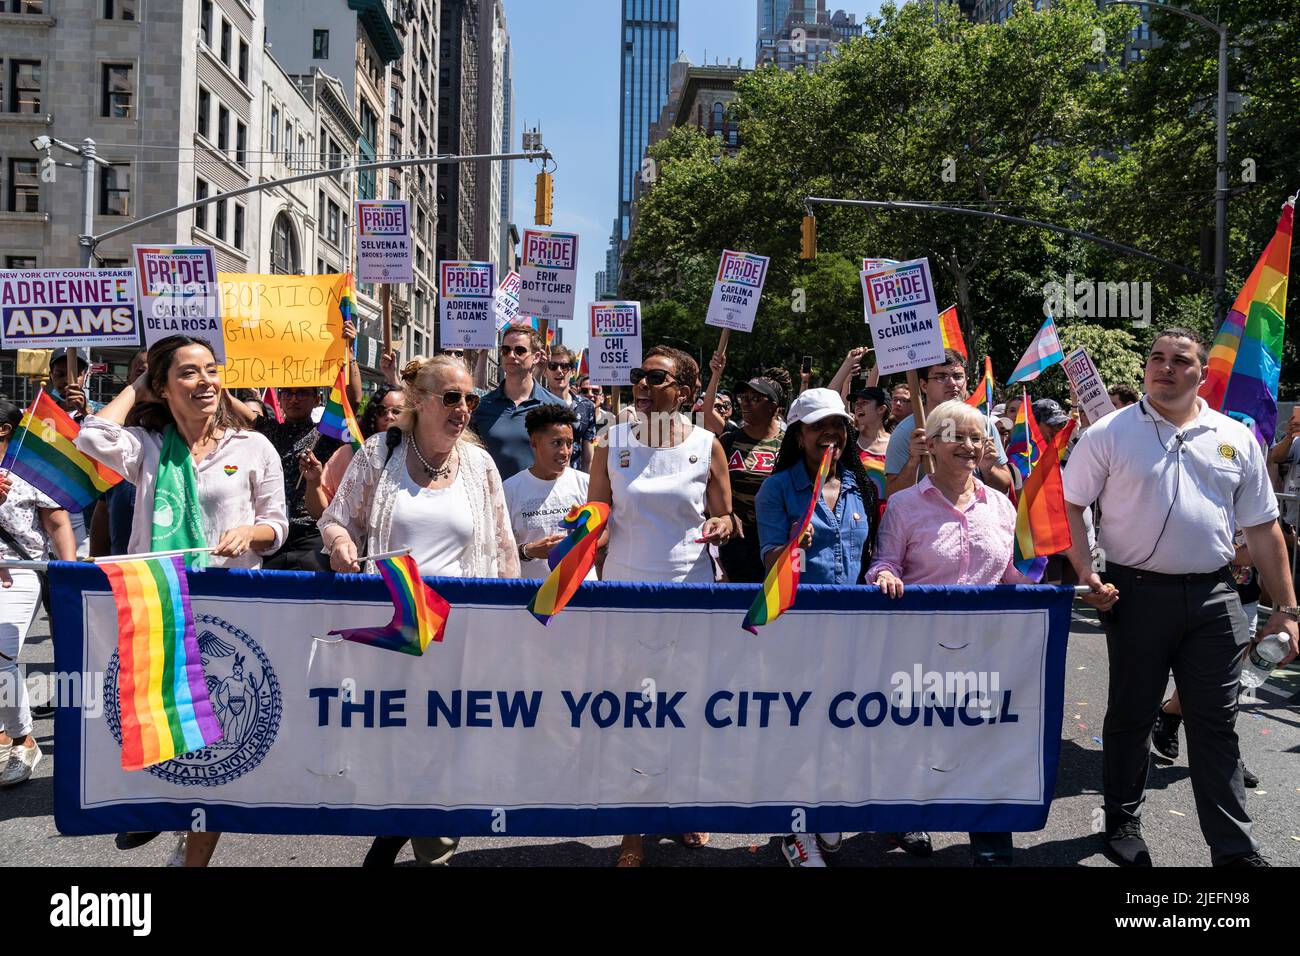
[77,335,288,866]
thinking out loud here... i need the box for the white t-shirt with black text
[502,466,596,580]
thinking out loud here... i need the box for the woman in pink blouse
[867,399,1029,866]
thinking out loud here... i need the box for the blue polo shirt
[470,379,566,481]
[755,464,877,585]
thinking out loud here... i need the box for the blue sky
[504,0,885,351]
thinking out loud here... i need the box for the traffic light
[800,214,817,260]
[535,171,553,226]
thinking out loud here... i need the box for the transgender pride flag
[1006,314,1065,385]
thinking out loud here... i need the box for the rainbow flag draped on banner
[529,502,610,626]
[1200,198,1293,448]
[938,305,967,360]
[101,556,223,771]
[329,554,450,655]
[317,366,363,451]
[1013,419,1076,582]
[743,446,833,634]
[1006,314,1064,385]
[0,390,122,511]
[1006,389,1039,481]
[965,355,994,416]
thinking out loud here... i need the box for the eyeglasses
[547,362,573,372]
[927,372,967,383]
[580,387,602,397]
[441,349,465,358]
[502,345,532,357]
[938,433,985,447]
[281,388,318,399]
[439,390,481,411]
[629,368,676,387]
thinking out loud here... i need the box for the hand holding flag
[529,502,610,626]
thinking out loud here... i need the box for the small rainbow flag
[1200,197,1292,447]
[858,447,886,503]
[339,272,355,325]
[317,366,363,450]
[965,355,994,416]
[939,305,967,360]
[577,347,590,379]
[1006,388,1039,482]
[330,554,450,656]
[1013,418,1075,581]
[1006,313,1064,385]
[529,502,610,626]
[102,556,222,772]
[545,326,555,349]
[0,390,122,511]
[743,446,833,634]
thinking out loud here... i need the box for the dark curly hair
[525,402,579,435]
[359,383,404,439]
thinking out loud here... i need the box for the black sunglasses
[502,345,532,357]
[441,349,465,358]
[548,362,573,372]
[629,368,675,387]
[439,390,480,411]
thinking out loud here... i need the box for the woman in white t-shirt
[503,403,595,579]
[319,355,519,868]
[588,345,737,867]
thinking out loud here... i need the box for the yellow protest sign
[217,273,350,387]
[17,348,51,378]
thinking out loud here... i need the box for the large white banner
[50,567,1070,837]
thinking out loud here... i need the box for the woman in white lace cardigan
[319,356,520,580]
[319,355,518,867]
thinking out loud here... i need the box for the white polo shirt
[1063,397,1278,574]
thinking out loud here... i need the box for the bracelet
[518,541,531,562]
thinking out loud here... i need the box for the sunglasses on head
[439,390,480,411]
[629,368,675,387]
[502,345,532,357]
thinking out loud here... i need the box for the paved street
[2,609,1296,869]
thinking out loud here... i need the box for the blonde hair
[396,355,483,447]
[924,400,986,441]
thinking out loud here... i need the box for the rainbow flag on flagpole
[577,347,590,379]
[938,305,967,360]
[529,502,610,626]
[965,355,994,416]
[339,272,355,326]
[0,389,122,511]
[1006,313,1064,385]
[317,366,363,451]
[1013,418,1075,581]
[1006,388,1039,482]
[101,556,223,771]
[743,446,833,634]
[1200,197,1293,447]
[329,554,450,655]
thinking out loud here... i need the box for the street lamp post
[30,135,112,268]
[1108,0,1231,325]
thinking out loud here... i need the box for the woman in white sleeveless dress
[588,345,737,866]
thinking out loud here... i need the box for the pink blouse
[867,477,1031,586]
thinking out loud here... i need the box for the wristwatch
[1277,605,1300,620]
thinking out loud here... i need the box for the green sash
[152,425,208,563]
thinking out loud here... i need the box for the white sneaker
[166,833,188,867]
[782,833,827,867]
[816,832,843,854]
[0,742,41,787]
[0,740,12,766]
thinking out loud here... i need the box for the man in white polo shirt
[1064,328,1298,868]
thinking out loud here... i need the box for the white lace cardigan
[318,431,520,579]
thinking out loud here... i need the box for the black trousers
[1099,565,1256,864]
[262,525,327,573]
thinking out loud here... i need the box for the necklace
[411,437,454,480]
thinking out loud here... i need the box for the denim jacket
[755,463,877,585]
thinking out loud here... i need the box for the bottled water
[1239,633,1290,690]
